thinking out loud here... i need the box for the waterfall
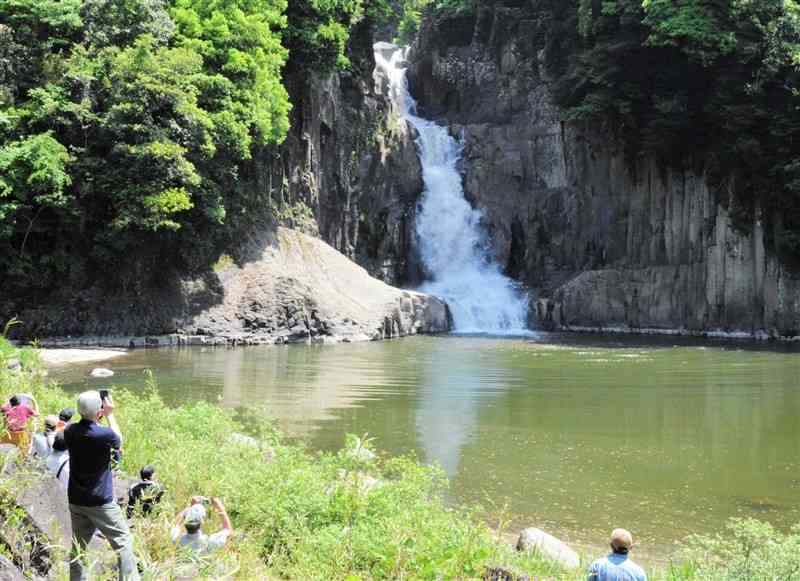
[375,46,530,334]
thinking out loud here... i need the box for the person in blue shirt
[587,528,647,581]
[64,391,139,581]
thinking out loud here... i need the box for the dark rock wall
[270,22,424,287]
[407,2,800,336]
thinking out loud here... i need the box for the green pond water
[53,334,800,561]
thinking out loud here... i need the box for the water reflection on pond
[54,334,800,560]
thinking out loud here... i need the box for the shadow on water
[531,330,800,354]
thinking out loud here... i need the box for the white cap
[184,504,207,527]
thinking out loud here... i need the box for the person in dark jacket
[127,465,164,518]
[64,391,139,581]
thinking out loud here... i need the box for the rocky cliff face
[269,23,424,287]
[407,2,800,337]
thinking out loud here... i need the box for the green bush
[0,322,40,370]
[0,0,394,299]
[680,518,800,581]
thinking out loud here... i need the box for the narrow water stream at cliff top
[375,46,530,334]
[54,334,800,563]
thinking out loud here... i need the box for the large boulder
[516,527,580,569]
[0,556,24,581]
[183,228,451,344]
[0,463,140,579]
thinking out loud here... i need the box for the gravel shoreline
[38,348,129,366]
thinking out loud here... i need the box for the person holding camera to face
[64,390,139,581]
[171,496,233,554]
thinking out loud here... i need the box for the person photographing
[172,496,233,554]
[64,390,139,581]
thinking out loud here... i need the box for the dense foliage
[394,0,474,44]
[551,0,800,262]
[0,0,392,299]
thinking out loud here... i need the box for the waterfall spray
[375,46,530,334]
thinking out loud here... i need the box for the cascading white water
[375,46,530,334]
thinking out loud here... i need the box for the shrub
[679,518,800,581]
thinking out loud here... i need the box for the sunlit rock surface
[516,527,580,569]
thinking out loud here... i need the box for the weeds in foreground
[0,319,40,370]
[2,362,800,579]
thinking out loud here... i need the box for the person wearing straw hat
[587,528,647,581]
[31,415,60,459]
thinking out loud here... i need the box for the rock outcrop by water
[38,228,450,347]
[185,227,450,343]
[407,2,800,337]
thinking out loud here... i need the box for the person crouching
[31,414,59,459]
[46,431,70,489]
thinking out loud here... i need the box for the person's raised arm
[171,508,187,543]
[101,394,123,445]
[211,497,233,534]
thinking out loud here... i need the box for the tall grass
[3,358,800,579]
[0,331,41,370]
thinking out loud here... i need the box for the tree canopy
[0,0,392,296]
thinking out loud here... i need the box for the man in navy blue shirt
[64,391,139,581]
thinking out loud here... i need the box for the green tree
[170,0,290,145]
[0,132,72,253]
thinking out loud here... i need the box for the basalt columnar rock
[407,2,800,337]
[263,26,425,288]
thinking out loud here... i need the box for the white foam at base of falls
[375,46,531,335]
